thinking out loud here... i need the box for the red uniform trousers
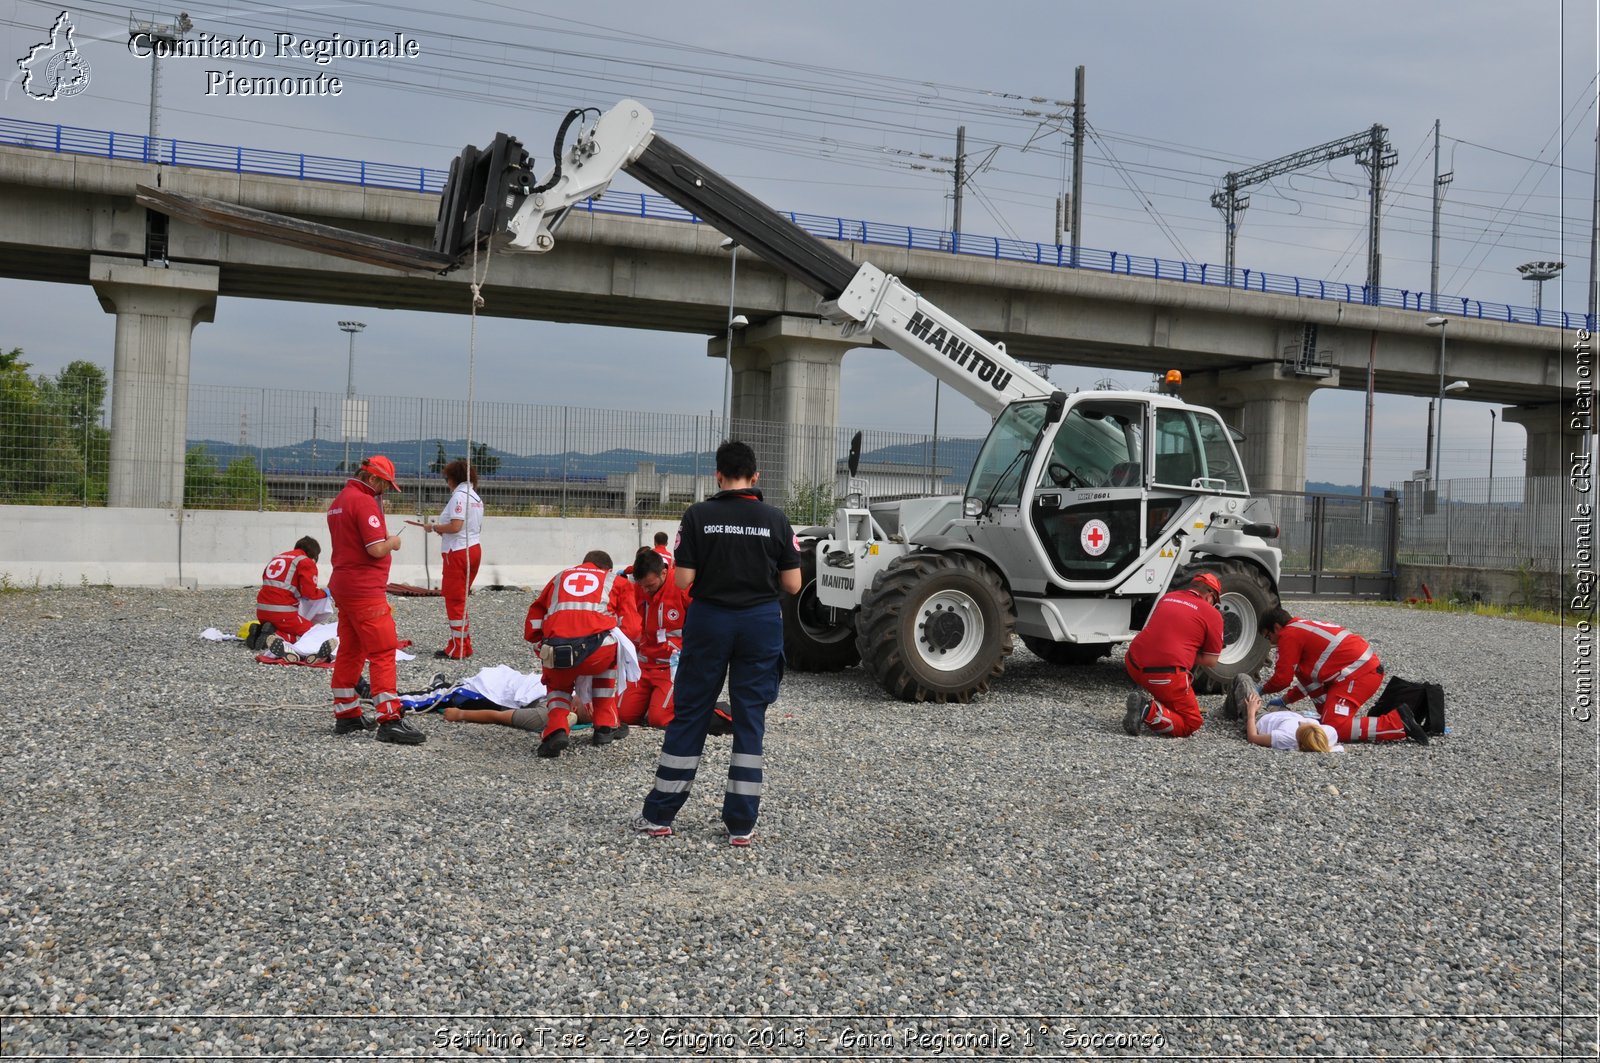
[256,609,314,642]
[618,659,675,728]
[1306,663,1404,742]
[1125,658,1204,738]
[541,641,620,738]
[330,595,401,723]
[441,544,481,659]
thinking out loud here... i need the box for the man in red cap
[326,454,426,745]
[1121,571,1224,738]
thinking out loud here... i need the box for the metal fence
[3,377,1583,584]
[1,113,1586,331]
[1391,475,1578,571]
[1,381,972,522]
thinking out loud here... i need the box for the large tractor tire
[781,545,860,672]
[1193,558,1279,699]
[855,552,1014,703]
[1020,635,1112,666]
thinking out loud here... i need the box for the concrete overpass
[0,143,1579,507]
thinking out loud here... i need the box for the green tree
[469,441,499,477]
[185,444,221,503]
[186,445,266,509]
[784,477,836,525]
[0,348,97,504]
[35,360,110,503]
[429,441,447,473]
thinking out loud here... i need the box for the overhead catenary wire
[14,0,1593,309]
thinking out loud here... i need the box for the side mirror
[1044,390,1067,425]
[847,431,862,478]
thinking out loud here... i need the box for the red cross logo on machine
[1080,519,1111,557]
[562,571,602,598]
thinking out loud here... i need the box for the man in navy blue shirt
[634,441,801,847]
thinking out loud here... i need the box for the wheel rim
[1216,589,1258,666]
[796,580,852,644]
[912,588,985,672]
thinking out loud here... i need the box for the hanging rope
[454,229,492,652]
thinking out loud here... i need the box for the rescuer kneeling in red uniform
[1121,571,1224,738]
[618,549,691,729]
[525,549,642,758]
[1256,608,1427,745]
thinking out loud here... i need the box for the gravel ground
[1,587,1595,1060]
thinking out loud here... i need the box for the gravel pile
[1,587,1594,1058]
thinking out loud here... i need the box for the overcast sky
[3,0,1597,485]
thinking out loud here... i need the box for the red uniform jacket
[1261,618,1379,706]
[327,478,390,599]
[525,563,642,645]
[1126,588,1223,670]
[638,579,691,666]
[256,548,326,617]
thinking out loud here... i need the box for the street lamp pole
[718,238,748,441]
[339,320,365,474]
[1488,409,1496,495]
[1425,316,1448,480]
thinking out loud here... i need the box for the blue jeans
[642,599,783,833]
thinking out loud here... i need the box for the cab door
[1028,400,1154,583]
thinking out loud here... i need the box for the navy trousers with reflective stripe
[643,599,783,833]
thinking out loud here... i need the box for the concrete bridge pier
[90,257,218,508]
[1501,403,1589,480]
[1181,364,1339,496]
[714,315,860,514]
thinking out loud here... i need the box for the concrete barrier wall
[0,506,679,591]
[1395,562,1566,611]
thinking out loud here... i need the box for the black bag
[540,632,605,670]
[1370,675,1447,735]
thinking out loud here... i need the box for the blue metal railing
[3,114,1590,331]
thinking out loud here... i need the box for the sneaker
[592,724,629,747]
[1223,673,1254,720]
[1396,702,1431,745]
[1122,692,1149,736]
[355,677,371,701]
[428,672,450,692]
[536,730,569,758]
[311,638,338,664]
[333,714,366,735]
[630,814,673,838]
[727,829,754,848]
[267,636,302,663]
[375,718,427,745]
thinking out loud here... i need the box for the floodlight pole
[339,320,365,474]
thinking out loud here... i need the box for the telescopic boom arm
[437,99,1054,416]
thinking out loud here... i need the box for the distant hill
[186,436,987,483]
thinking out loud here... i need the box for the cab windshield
[966,401,1048,507]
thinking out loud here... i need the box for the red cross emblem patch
[1081,519,1111,557]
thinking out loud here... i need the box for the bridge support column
[1502,403,1588,480]
[91,257,218,509]
[712,315,859,515]
[1181,364,1339,495]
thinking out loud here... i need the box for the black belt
[1138,664,1185,674]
